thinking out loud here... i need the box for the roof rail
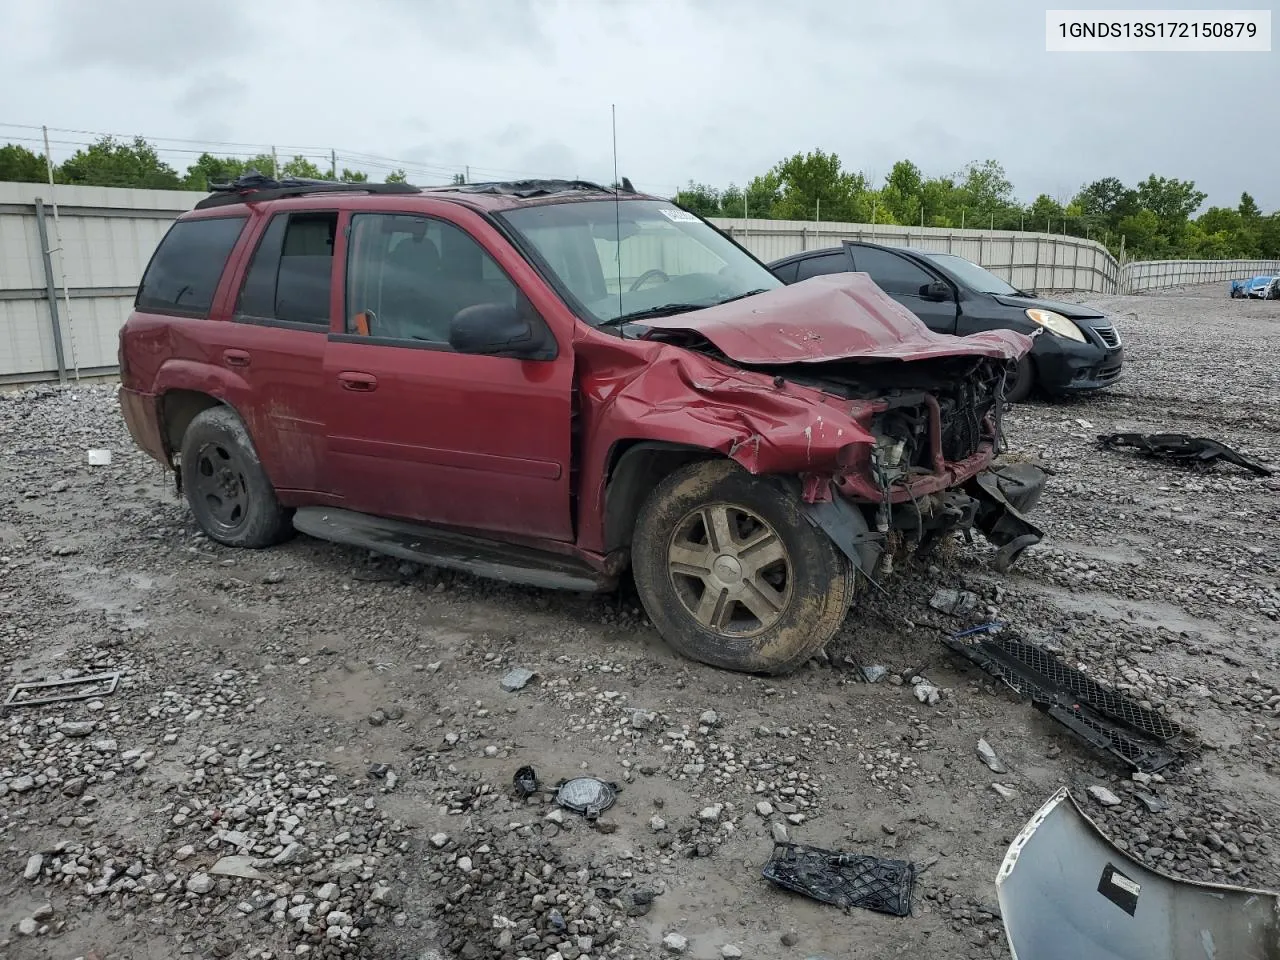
[431,179,613,199]
[193,170,422,210]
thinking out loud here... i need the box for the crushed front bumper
[804,462,1047,580]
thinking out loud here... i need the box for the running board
[292,507,614,594]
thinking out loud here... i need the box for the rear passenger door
[848,246,958,334]
[225,209,337,494]
[321,209,575,541]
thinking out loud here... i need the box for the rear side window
[236,212,337,327]
[135,216,246,317]
[795,252,851,281]
[772,260,800,284]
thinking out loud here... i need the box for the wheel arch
[602,440,721,556]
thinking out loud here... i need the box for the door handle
[222,349,251,367]
[338,371,378,392]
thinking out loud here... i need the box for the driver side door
[847,245,958,334]
[321,209,575,541]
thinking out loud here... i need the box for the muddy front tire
[631,459,853,675]
[179,405,293,548]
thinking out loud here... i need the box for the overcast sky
[1,0,1275,210]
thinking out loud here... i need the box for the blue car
[1229,275,1280,299]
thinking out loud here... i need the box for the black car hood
[992,294,1107,322]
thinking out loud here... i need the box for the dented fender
[574,337,877,553]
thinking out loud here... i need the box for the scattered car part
[1097,432,1274,477]
[930,588,980,617]
[943,628,1190,773]
[3,671,121,710]
[998,787,1280,960]
[762,841,916,917]
[554,777,617,819]
[513,765,539,798]
[966,463,1047,572]
[861,664,889,683]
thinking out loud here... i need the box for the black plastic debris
[554,777,617,819]
[1097,432,1274,477]
[943,626,1192,773]
[762,842,916,917]
[513,765,539,798]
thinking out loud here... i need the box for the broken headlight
[1025,308,1086,343]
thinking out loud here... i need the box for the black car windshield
[923,253,1020,296]
[499,199,781,326]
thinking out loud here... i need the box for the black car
[768,241,1124,401]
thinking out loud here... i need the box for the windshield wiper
[600,290,770,328]
[598,303,707,327]
[713,288,768,305]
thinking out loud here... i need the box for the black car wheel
[1005,354,1036,403]
[180,406,293,548]
[631,459,853,674]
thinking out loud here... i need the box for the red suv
[118,175,1045,674]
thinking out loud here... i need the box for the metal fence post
[33,199,68,384]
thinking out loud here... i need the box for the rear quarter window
[135,216,247,317]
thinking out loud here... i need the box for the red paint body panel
[642,273,1032,364]
[117,188,1026,569]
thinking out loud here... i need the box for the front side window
[136,216,246,317]
[500,199,781,326]
[236,211,337,326]
[850,247,937,296]
[345,213,525,345]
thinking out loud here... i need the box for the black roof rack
[430,178,617,199]
[193,170,422,210]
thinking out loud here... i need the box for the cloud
[0,0,1275,208]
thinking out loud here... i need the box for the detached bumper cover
[998,788,1280,960]
[966,463,1047,572]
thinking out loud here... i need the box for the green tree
[1258,214,1280,257]
[719,183,745,217]
[1027,194,1066,231]
[770,149,866,222]
[1073,177,1140,231]
[955,160,1016,224]
[0,143,46,182]
[674,181,722,217]
[58,136,182,189]
[183,153,245,190]
[1116,208,1164,259]
[280,155,326,179]
[339,168,368,183]
[1238,191,1261,221]
[742,171,782,219]
[1135,174,1206,228]
[385,169,408,184]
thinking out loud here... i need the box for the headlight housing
[1025,308,1086,342]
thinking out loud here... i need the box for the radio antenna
[611,103,624,330]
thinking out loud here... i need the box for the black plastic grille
[762,842,915,917]
[943,629,1192,773]
[1094,325,1121,348]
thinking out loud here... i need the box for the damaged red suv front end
[632,272,1046,575]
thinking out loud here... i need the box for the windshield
[499,199,781,325]
[923,253,1020,296]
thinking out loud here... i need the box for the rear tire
[1005,354,1036,403]
[631,459,853,675]
[179,406,293,548]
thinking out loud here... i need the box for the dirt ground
[2,283,1278,960]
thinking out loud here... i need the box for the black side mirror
[922,280,952,301]
[448,302,551,359]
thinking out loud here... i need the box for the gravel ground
[2,283,1278,960]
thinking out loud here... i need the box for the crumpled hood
[642,273,1032,365]
[991,293,1107,321]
